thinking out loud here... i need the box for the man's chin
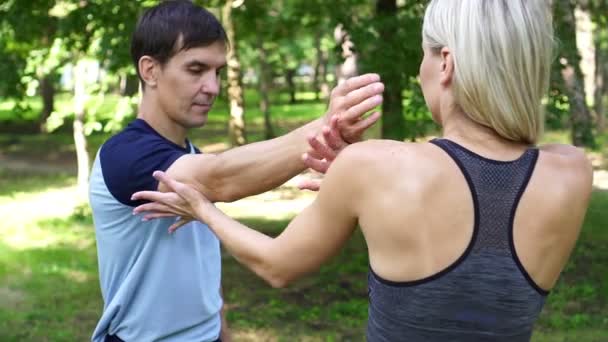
[182,116,208,129]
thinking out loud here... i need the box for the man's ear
[439,46,454,86]
[139,56,159,88]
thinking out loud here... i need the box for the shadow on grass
[0,170,75,198]
[1,191,606,341]
[533,189,608,339]
[0,215,102,342]
[223,217,369,341]
[228,190,608,341]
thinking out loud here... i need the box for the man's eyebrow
[185,61,208,68]
[185,60,227,69]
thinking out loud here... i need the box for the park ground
[0,118,606,341]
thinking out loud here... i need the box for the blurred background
[0,1,606,341]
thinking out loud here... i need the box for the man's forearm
[199,118,324,202]
[164,73,383,202]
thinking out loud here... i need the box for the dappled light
[0,0,606,340]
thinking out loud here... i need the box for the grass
[0,93,606,340]
[0,168,606,341]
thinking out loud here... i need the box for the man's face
[155,41,227,129]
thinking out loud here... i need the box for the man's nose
[201,73,220,96]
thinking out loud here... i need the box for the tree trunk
[120,73,139,97]
[377,0,404,141]
[334,24,358,84]
[73,60,90,199]
[286,68,297,104]
[313,31,322,100]
[592,0,607,133]
[223,0,246,146]
[555,0,595,147]
[595,31,606,133]
[39,74,55,133]
[574,6,595,106]
[319,51,330,100]
[257,34,274,139]
[595,49,607,133]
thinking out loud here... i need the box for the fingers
[308,134,338,161]
[332,73,381,97]
[343,82,384,110]
[322,117,347,151]
[306,148,324,160]
[297,179,321,192]
[339,111,381,143]
[169,218,191,234]
[133,202,175,215]
[302,152,331,174]
[152,171,181,192]
[142,213,179,221]
[131,190,168,203]
[153,170,205,203]
[342,94,383,123]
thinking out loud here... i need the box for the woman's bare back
[354,138,593,291]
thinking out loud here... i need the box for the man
[89,1,384,341]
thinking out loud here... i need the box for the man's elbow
[203,181,245,203]
[212,186,245,203]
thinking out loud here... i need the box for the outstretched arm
[132,145,365,287]
[163,74,383,203]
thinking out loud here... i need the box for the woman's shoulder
[340,139,439,163]
[537,144,594,193]
[333,140,448,188]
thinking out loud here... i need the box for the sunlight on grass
[595,170,608,190]
[0,185,84,250]
[217,175,317,220]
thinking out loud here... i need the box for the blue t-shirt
[89,119,222,342]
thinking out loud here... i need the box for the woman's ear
[440,46,454,86]
[139,56,159,88]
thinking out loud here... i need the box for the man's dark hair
[131,0,228,87]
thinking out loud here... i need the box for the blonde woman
[132,0,593,340]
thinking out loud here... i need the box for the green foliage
[0,0,605,145]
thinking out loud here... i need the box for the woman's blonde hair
[422,0,554,144]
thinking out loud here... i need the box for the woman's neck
[440,109,529,159]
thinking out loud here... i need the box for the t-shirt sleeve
[99,135,187,207]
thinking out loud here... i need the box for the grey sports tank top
[366,138,547,341]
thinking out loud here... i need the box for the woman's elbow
[258,265,297,288]
[266,274,294,289]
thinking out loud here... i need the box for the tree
[375,0,404,141]
[590,0,608,132]
[0,0,61,131]
[554,0,596,147]
[345,0,424,141]
[222,0,247,146]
